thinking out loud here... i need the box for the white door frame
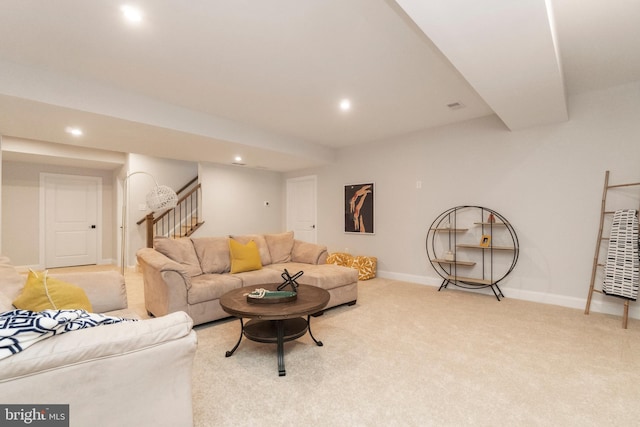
[39,173,102,268]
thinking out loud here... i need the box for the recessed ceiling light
[231,156,246,166]
[121,5,143,23]
[65,127,83,136]
[339,99,351,111]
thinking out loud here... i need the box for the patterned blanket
[0,309,137,360]
[603,209,639,300]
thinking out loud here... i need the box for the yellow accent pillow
[229,239,263,274]
[13,270,93,312]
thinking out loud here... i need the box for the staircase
[137,177,204,247]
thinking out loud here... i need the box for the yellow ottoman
[326,252,354,267]
[352,256,377,280]
[326,253,377,281]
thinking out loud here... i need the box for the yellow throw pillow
[13,270,93,312]
[229,238,263,274]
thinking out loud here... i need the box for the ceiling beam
[395,0,568,130]
[0,59,336,169]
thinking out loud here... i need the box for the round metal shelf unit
[426,205,519,300]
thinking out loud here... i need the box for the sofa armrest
[136,248,191,317]
[291,240,328,265]
[0,312,197,427]
[0,311,195,381]
[49,270,127,313]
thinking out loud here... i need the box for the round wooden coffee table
[220,283,330,376]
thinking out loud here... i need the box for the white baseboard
[377,270,441,287]
[15,258,116,274]
[377,270,640,320]
[14,264,41,274]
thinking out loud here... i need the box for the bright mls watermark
[0,405,69,426]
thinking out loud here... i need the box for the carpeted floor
[57,266,640,426]
[185,278,640,426]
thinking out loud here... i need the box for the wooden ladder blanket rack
[585,170,640,328]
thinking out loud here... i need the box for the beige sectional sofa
[0,256,197,427]
[136,231,359,326]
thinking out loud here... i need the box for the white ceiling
[0,0,638,171]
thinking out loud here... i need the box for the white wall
[123,157,284,268]
[2,81,637,320]
[286,81,640,318]
[1,150,283,269]
[1,161,117,267]
[124,154,198,268]
[194,162,284,237]
[123,157,284,267]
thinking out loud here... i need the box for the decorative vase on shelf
[444,251,455,261]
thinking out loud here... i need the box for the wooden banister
[139,182,203,247]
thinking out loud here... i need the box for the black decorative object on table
[278,269,303,292]
[244,269,305,304]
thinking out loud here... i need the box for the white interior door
[43,174,100,268]
[286,175,317,243]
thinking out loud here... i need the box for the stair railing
[137,180,203,247]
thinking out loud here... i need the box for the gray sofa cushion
[0,256,24,311]
[291,240,328,264]
[49,271,128,314]
[266,263,358,290]
[191,237,231,274]
[264,231,294,264]
[154,237,203,277]
[231,268,284,287]
[188,274,242,304]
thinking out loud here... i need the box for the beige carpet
[60,266,640,426]
[187,279,640,426]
